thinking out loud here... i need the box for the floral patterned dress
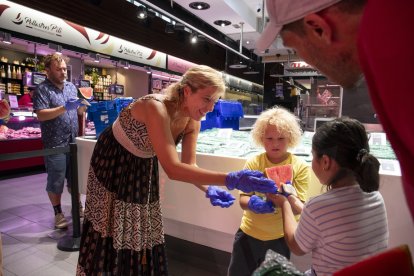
[77,96,182,275]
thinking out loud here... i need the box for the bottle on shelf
[11,66,17,79]
[7,65,11,78]
[0,65,5,78]
[16,67,22,79]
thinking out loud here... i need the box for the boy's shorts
[45,153,71,194]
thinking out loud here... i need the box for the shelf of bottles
[84,67,113,101]
[0,62,34,96]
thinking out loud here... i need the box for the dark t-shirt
[33,79,79,148]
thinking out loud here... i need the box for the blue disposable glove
[206,186,236,208]
[281,181,298,197]
[225,169,277,194]
[248,195,275,214]
[64,98,82,111]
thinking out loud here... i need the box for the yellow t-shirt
[240,152,310,241]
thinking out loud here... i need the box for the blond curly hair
[251,106,302,149]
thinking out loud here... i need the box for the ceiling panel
[172,0,290,57]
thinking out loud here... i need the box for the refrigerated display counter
[75,130,413,270]
[0,110,43,172]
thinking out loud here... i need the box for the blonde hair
[165,65,225,106]
[251,106,302,148]
[43,53,69,69]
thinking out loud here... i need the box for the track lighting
[119,60,130,69]
[137,5,147,19]
[165,23,175,34]
[48,42,62,54]
[190,33,197,44]
[88,52,100,63]
[0,31,12,44]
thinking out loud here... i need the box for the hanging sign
[167,56,197,74]
[0,0,167,68]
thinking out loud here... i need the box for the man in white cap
[257,0,414,221]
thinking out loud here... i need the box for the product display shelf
[0,110,43,172]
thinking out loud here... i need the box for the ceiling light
[89,52,100,63]
[137,5,147,19]
[120,60,130,69]
[214,20,231,27]
[174,22,186,31]
[0,31,12,44]
[228,56,247,69]
[165,22,175,34]
[197,34,206,42]
[190,33,198,43]
[48,43,62,54]
[243,63,260,75]
[189,2,210,10]
[229,22,247,69]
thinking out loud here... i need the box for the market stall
[76,130,413,270]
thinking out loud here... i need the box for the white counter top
[75,136,413,270]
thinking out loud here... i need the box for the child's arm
[287,194,304,215]
[239,194,251,210]
[267,194,306,256]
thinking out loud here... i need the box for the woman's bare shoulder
[130,94,168,122]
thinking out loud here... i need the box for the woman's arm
[142,100,227,186]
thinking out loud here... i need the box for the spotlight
[189,2,210,10]
[88,52,100,63]
[190,33,197,43]
[229,56,247,69]
[174,22,186,31]
[48,43,63,54]
[0,31,12,44]
[256,3,262,13]
[120,60,129,69]
[214,20,231,27]
[165,23,175,34]
[137,5,147,19]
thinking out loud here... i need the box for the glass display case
[0,109,44,172]
[300,82,343,131]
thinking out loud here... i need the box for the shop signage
[0,0,167,68]
[167,56,197,74]
[289,61,312,68]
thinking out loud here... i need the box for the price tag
[216,128,233,140]
[8,95,18,108]
[369,132,387,146]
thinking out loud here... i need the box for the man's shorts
[44,153,71,194]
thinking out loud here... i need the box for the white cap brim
[255,22,282,52]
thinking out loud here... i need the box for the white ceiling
[172,0,289,57]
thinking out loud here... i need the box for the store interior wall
[118,68,149,99]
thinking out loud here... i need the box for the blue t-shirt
[33,79,79,148]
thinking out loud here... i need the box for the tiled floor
[0,171,223,276]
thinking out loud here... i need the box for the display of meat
[0,125,41,140]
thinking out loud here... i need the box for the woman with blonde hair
[77,65,277,275]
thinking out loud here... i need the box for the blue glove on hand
[64,98,82,111]
[248,195,275,214]
[225,169,277,194]
[206,186,236,208]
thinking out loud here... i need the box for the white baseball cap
[256,0,342,52]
